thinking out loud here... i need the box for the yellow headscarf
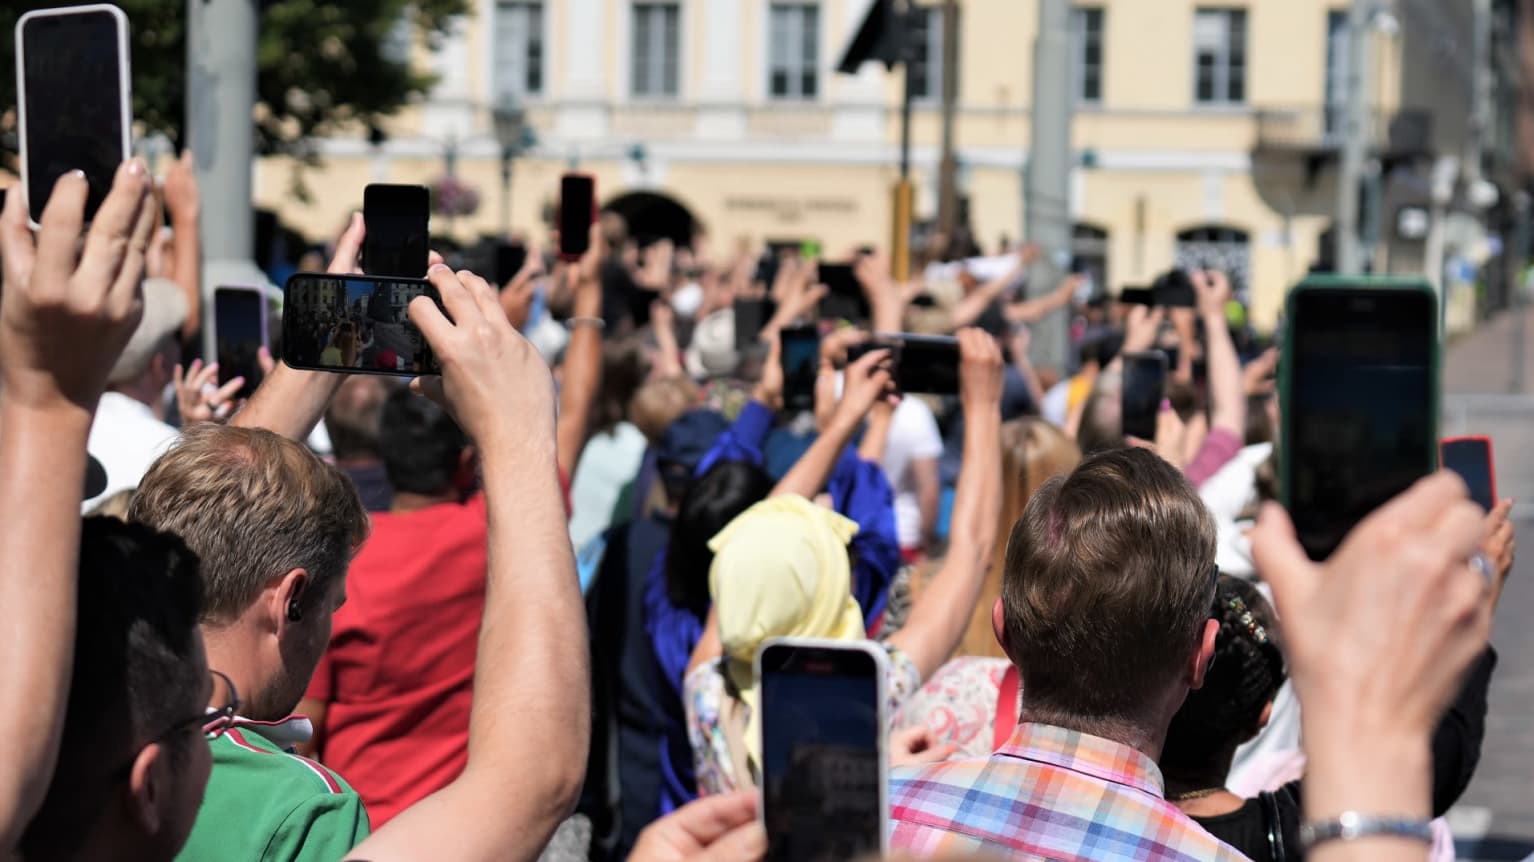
[707,494,865,772]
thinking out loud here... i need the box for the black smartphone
[1280,281,1439,560]
[818,262,870,321]
[282,272,445,377]
[780,324,820,412]
[1153,270,1197,308]
[212,286,269,400]
[894,334,960,395]
[758,639,888,862]
[363,184,430,278]
[559,174,596,260]
[494,241,529,285]
[734,298,775,352]
[1121,350,1169,441]
[1440,436,1496,512]
[1118,286,1155,306]
[18,5,131,226]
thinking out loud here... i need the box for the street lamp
[492,97,527,238]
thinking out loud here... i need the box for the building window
[632,2,680,99]
[1071,224,1110,295]
[1193,8,1246,104]
[769,3,820,100]
[908,6,958,101]
[1070,7,1104,105]
[1176,224,1251,299]
[493,1,543,100]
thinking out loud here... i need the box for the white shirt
[84,392,180,512]
[881,396,944,550]
[567,421,649,551]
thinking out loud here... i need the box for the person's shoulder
[212,727,360,799]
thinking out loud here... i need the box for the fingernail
[1159,398,1172,412]
[126,160,145,177]
[429,263,450,274]
[70,169,86,180]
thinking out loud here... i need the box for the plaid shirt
[889,722,1251,861]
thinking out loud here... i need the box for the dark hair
[379,387,469,496]
[325,376,394,460]
[665,459,772,617]
[1001,448,1216,728]
[594,339,650,435]
[23,518,206,857]
[1245,393,1275,446]
[1161,576,1286,775]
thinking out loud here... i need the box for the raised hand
[1122,304,1165,355]
[957,327,1004,411]
[174,359,244,424]
[0,161,157,413]
[832,346,896,430]
[1193,269,1232,319]
[161,149,200,223]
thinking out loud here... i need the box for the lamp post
[492,97,526,238]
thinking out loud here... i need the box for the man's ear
[125,743,165,834]
[271,568,310,631]
[991,597,1009,656]
[1188,618,1219,689]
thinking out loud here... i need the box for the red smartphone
[1440,436,1497,512]
[558,173,596,261]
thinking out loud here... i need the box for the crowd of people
[0,145,1515,862]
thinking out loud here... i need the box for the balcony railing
[1255,106,1432,157]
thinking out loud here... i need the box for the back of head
[1001,447,1216,729]
[378,386,469,495]
[1161,576,1286,774]
[665,459,772,618]
[325,375,394,461]
[631,376,700,445]
[129,424,369,624]
[24,517,206,859]
[594,338,651,435]
[1076,370,1123,457]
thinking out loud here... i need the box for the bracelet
[565,317,606,332]
[1298,812,1434,851]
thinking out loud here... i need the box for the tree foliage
[0,0,469,172]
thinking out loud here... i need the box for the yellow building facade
[254,0,1394,329]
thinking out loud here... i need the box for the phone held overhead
[17,4,131,227]
[1440,436,1497,513]
[1280,277,1439,561]
[848,334,961,395]
[1120,350,1169,442]
[780,324,821,412]
[559,174,596,260]
[363,184,431,278]
[282,272,445,378]
[211,286,269,401]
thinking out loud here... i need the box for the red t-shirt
[305,493,488,827]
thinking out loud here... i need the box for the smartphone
[559,174,596,260]
[17,5,132,226]
[1121,350,1169,441]
[780,324,820,412]
[1118,286,1155,306]
[734,298,775,352]
[818,262,870,321]
[757,638,889,862]
[1153,270,1197,308]
[1280,279,1439,560]
[494,241,528,285]
[1440,436,1497,512]
[282,272,445,377]
[212,286,269,400]
[363,184,430,278]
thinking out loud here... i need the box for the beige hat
[108,277,187,385]
[684,308,739,379]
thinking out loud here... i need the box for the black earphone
[287,599,303,623]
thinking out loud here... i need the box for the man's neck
[200,622,262,717]
[1016,707,1166,762]
[391,489,459,514]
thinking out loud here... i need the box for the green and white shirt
[175,715,370,862]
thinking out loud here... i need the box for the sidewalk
[1444,304,1534,396]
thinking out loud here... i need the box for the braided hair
[1161,575,1287,775]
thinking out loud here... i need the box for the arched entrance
[602,191,701,248]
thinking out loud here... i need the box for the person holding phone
[681,330,1004,796]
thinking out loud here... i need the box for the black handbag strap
[1259,790,1287,862]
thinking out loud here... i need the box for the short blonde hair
[630,376,700,444]
[128,424,369,623]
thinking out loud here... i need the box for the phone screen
[1285,287,1436,560]
[1121,351,1168,441]
[817,263,869,321]
[1441,438,1495,512]
[213,288,267,400]
[494,242,529,285]
[282,273,443,376]
[21,7,128,224]
[363,184,430,278]
[760,644,884,862]
[895,335,960,395]
[559,174,595,259]
[781,325,820,412]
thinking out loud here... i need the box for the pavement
[1439,305,1534,860]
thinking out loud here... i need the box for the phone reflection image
[758,640,888,862]
[282,273,441,377]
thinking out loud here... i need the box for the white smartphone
[16,4,132,228]
[210,285,270,401]
[756,637,889,862]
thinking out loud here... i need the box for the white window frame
[908,6,951,103]
[1069,6,1104,106]
[631,1,682,100]
[1193,7,1247,105]
[492,0,545,102]
[767,2,821,101]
